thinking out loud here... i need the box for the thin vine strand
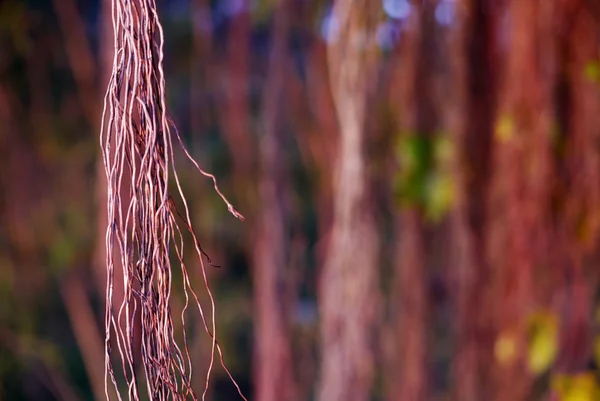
[100,0,246,399]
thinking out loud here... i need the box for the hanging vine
[100,0,246,399]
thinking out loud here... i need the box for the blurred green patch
[393,132,456,222]
[584,61,600,84]
[48,204,91,274]
[425,171,455,222]
[18,335,63,367]
[393,133,429,206]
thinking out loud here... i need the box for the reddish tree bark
[317,1,381,400]
[486,1,555,399]
[555,0,600,372]
[218,5,253,180]
[252,2,296,401]
[387,3,438,401]
[446,1,498,400]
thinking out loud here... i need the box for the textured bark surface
[317,1,381,400]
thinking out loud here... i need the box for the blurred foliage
[552,373,600,401]
[526,311,559,376]
[494,310,559,376]
[585,61,600,84]
[47,204,91,273]
[495,114,515,143]
[393,132,456,221]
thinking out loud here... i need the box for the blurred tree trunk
[190,0,212,143]
[52,0,98,127]
[317,1,381,400]
[392,212,427,401]
[252,2,296,401]
[283,13,338,398]
[288,38,338,288]
[446,1,497,400]
[59,274,105,401]
[486,1,555,399]
[387,3,438,401]
[444,1,600,400]
[219,4,253,183]
[555,0,600,372]
[387,10,425,401]
[52,0,114,398]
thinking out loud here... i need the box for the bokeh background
[2,0,600,400]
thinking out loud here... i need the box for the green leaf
[48,233,77,272]
[395,134,428,174]
[393,133,432,208]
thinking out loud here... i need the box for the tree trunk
[446,1,497,400]
[487,1,555,399]
[317,1,381,400]
[252,2,296,401]
[387,4,436,401]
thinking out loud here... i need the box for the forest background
[2,0,600,400]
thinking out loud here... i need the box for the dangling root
[100,0,246,399]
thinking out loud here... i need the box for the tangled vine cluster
[100,0,245,399]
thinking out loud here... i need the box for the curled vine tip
[228,205,245,221]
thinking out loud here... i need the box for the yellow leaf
[552,373,600,401]
[425,172,456,222]
[565,373,598,401]
[593,336,600,371]
[526,311,558,375]
[495,115,515,143]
